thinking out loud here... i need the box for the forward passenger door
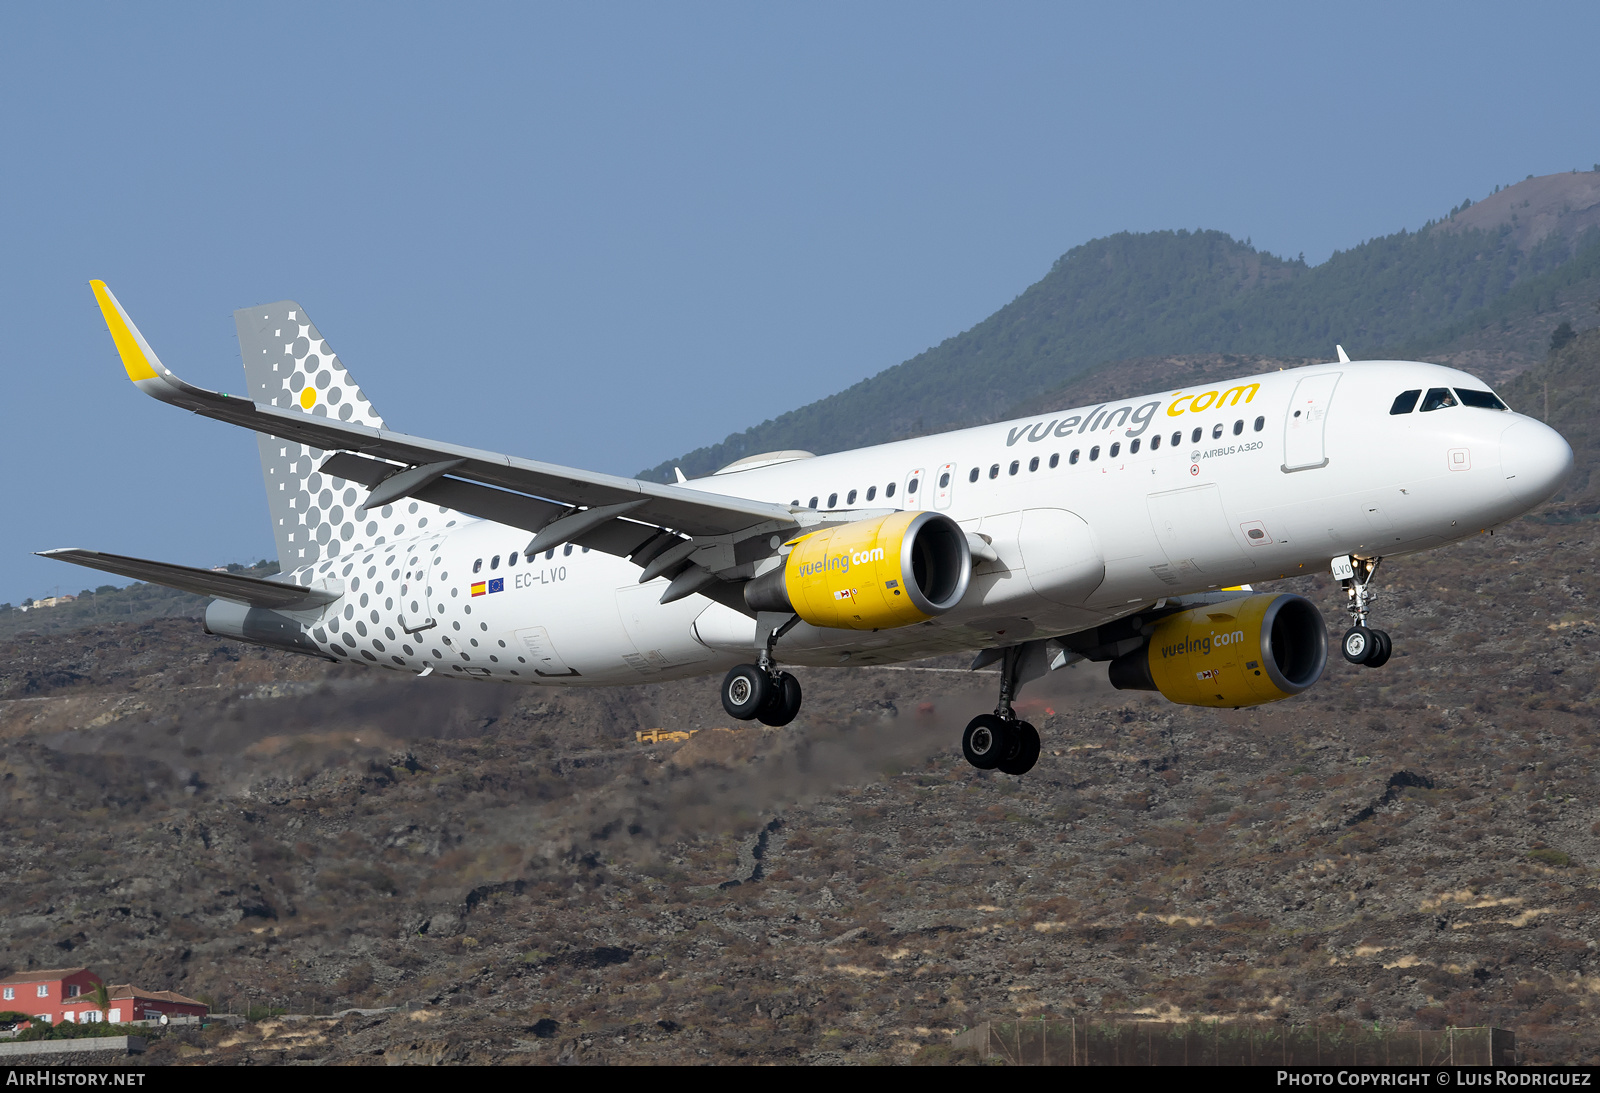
[1283,372,1341,472]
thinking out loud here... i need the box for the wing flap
[315,451,660,556]
[37,549,340,610]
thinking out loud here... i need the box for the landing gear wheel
[1341,626,1377,665]
[962,714,1016,771]
[1365,629,1392,669]
[721,664,772,721]
[756,671,802,726]
[997,721,1041,776]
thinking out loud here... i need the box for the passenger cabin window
[491,555,500,569]
[545,548,555,560]
[1130,438,1141,453]
[1008,461,1019,476]
[885,482,896,498]
[1070,450,1080,464]
[847,488,857,504]
[989,464,1000,479]
[1191,427,1202,444]
[939,471,950,487]
[508,551,517,566]
[1390,390,1421,415]
[866,485,877,501]
[1232,419,1243,435]
[472,559,482,573]
[1150,434,1161,450]
[1254,416,1265,431]
[968,467,979,483]
[1027,456,1038,471]
[808,496,818,508]
[908,478,919,494]
[1049,453,1060,468]
[1089,445,1100,461]
[1456,388,1509,410]
[1420,387,1458,412]
[1211,423,1223,439]
[827,492,838,508]
[1171,431,1182,447]
[1109,442,1120,458]
[563,544,573,556]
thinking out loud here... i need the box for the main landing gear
[1340,555,1392,668]
[721,663,803,727]
[961,645,1041,776]
[721,614,804,727]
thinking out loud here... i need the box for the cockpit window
[1390,390,1421,415]
[1455,388,1508,411]
[1419,387,1457,412]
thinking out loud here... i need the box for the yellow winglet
[90,280,161,382]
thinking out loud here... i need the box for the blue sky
[4,2,1598,603]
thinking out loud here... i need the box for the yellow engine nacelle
[1107,593,1327,707]
[744,510,972,630]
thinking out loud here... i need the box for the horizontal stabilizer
[37,549,340,610]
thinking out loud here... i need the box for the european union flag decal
[488,577,505,594]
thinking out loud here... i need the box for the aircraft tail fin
[234,302,386,427]
[234,302,445,571]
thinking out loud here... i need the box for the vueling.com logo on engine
[1159,629,1246,658]
[796,546,885,578]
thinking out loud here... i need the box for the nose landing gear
[961,644,1041,775]
[1339,556,1392,668]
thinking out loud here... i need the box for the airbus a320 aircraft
[46,283,1573,775]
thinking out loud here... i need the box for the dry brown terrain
[2,336,1599,1066]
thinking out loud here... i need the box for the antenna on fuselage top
[1336,345,1351,363]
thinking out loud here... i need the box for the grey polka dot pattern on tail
[233,300,468,640]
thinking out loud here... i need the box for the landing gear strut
[961,645,1041,775]
[720,613,803,727]
[1340,556,1392,668]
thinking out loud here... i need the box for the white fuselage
[286,360,1571,685]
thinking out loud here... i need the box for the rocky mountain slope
[3,335,1598,1065]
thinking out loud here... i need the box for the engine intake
[1108,593,1326,707]
[745,510,971,630]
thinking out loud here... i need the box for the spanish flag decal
[471,582,487,597]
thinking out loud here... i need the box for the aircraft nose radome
[1501,418,1574,507]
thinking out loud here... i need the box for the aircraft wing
[36,549,341,609]
[89,282,801,587]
